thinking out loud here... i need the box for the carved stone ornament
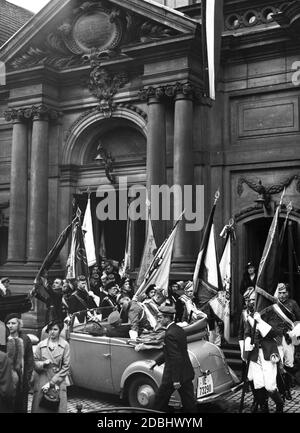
[59,1,123,55]
[139,82,204,103]
[9,0,179,72]
[4,105,63,122]
[237,175,300,197]
[9,0,125,71]
[87,66,129,117]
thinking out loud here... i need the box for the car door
[69,331,113,394]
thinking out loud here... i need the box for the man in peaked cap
[153,301,197,413]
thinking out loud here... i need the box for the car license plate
[197,374,213,398]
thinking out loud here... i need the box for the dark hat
[145,285,156,296]
[158,302,176,315]
[246,262,255,269]
[0,277,9,284]
[46,319,63,333]
[4,312,21,324]
[108,311,121,325]
[106,281,117,292]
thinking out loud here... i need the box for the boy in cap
[153,301,196,413]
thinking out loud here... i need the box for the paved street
[28,384,300,413]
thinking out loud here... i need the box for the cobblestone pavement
[28,385,300,413]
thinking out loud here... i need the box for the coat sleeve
[33,343,46,373]
[128,304,141,333]
[50,343,70,386]
[24,336,34,384]
[237,314,245,341]
[292,300,300,322]
[165,332,182,383]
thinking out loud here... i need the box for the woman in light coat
[31,320,70,413]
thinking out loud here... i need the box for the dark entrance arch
[232,210,300,336]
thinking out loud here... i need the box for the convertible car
[65,308,242,410]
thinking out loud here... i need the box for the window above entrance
[85,120,146,165]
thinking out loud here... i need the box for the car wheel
[127,376,158,409]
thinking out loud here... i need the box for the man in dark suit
[153,302,197,413]
[68,276,97,322]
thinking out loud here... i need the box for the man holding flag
[240,192,287,413]
[193,191,223,343]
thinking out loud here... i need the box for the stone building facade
[0,0,299,334]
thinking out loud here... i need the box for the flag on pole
[66,209,90,284]
[193,191,222,307]
[136,205,157,287]
[202,0,224,100]
[82,197,96,268]
[209,221,234,343]
[255,202,282,313]
[254,190,293,328]
[119,216,132,279]
[133,212,184,300]
[35,221,73,282]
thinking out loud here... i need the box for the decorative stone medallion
[61,6,123,55]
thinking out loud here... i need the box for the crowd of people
[0,258,300,414]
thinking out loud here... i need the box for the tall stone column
[5,109,29,262]
[173,83,195,262]
[142,87,167,246]
[27,105,50,264]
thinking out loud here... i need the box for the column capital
[4,108,27,123]
[4,105,63,123]
[139,82,207,103]
[139,86,166,103]
[31,104,63,122]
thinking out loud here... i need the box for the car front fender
[120,359,163,398]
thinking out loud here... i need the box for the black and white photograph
[0,0,300,427]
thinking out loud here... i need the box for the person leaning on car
[153,301,197,413]
[118,295,152,340]
[104,311,131,338]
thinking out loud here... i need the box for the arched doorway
[232,210,300,334]
[62,107,148,271]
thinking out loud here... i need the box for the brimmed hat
[108,311,121,325]
[106,281,117,292]
[4,312,21,324]
[159,302,176,315]
[246,262,255,269]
